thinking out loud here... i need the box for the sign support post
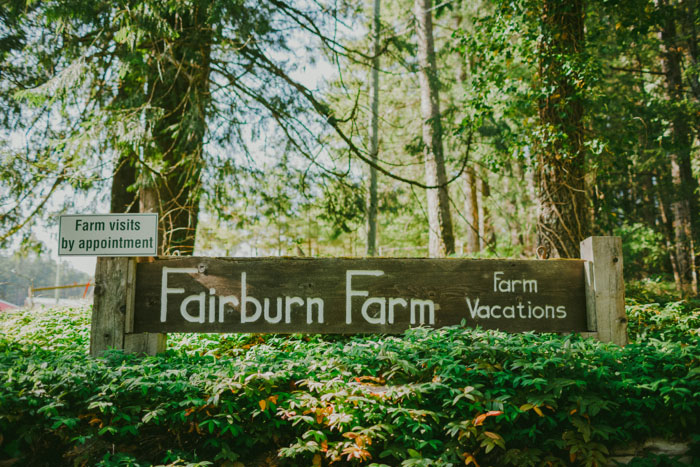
[90,257,129,356]
[580,236,628,346]
[123,257,166,355]
[91,257,166,357]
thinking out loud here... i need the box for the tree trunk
[110,81,140,216]
[98,85,166,355]
[679,0,700,103]
[110,152,139,215]
[464,166,480,253]
[506,162,524,248]
[536,0,588,258]
[478,171,494,251]
[657,177,682,287]
[414,0,455,257]
[659,0,698,294]
[146,3,211,256]
[454,12,479,255]
[366,0,381,256]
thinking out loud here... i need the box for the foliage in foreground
[0,301,698,466]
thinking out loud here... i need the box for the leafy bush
[0,305,698,466]
[625,278,685,305]
[627,299,700,344]
[614,223,669,280]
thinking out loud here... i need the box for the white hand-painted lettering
[265,298,283,324]
[306,297,324,324]
[209,289,216,323]
[346,270,436,325]
[218,295,239,322]
[161,267,198,322]
[361,297,386,324]
[466,296,566,319]
[388,298,407,325]
[240,272,262,323]
[410,299,435,325]
[285,297,304,323]
[493,271,538,293]
[346,270,384,324]
[181,292,205,323]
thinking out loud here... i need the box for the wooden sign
[131,257,587,334]
[90,237,626,356]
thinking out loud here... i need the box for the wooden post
[125,257,166,355]
[90,257,166,357]
[124,332,166,355]
[90,257,129,356]
[580,236,628,345]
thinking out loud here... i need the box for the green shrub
[614,223,669,280]
[627,299,700,344]
[0,305,698,466]
[625,278,684,305]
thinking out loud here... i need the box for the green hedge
[0,303,698,466]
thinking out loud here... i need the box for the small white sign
[59,214,158,256]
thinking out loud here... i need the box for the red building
[0,299,19,311]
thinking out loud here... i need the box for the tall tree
[142,2,212,255]
[452,6,481,255]
[414,0,455,257]
[1,0,378,256]
[367,0,381,256]
[109,74,143,216]
[658,0,698,294]
[536,0,588,258]
[464,167,480,253]
[478,172,494,251]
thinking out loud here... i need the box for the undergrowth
[0,297,698,466]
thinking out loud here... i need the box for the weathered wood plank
[124,333,166,355]
[124,258,136,333]
[90,257,128,356]
[124,257,166,355]
[581,237,627,345]
[132,257,587,334]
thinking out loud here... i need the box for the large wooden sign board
[133,257,586,334]
[90,237,628,356]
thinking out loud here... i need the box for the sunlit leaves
[0,300,698,464]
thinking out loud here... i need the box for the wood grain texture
[124,256,166,355]
[124,258,136,333]
[581,237,628,345]
[124,333,166,355]
[90,257,128,356]
[132,257,587,334]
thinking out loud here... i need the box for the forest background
[1,1,700,465]
[1,0,699,297]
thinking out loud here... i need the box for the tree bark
[97,80,167,356]
[109,79,141,215]
[655,170,683,288]
[506,162,525,249]
[464,166,480,253]
[453,12,479,255]
[367,0,381,257]
[536,0,588,258]
[146,3,212,256]
[679,0,700,103]
[110,151,139,215]
[414,0,455,257]
[479,171,494,251]
[659,0,698,294]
